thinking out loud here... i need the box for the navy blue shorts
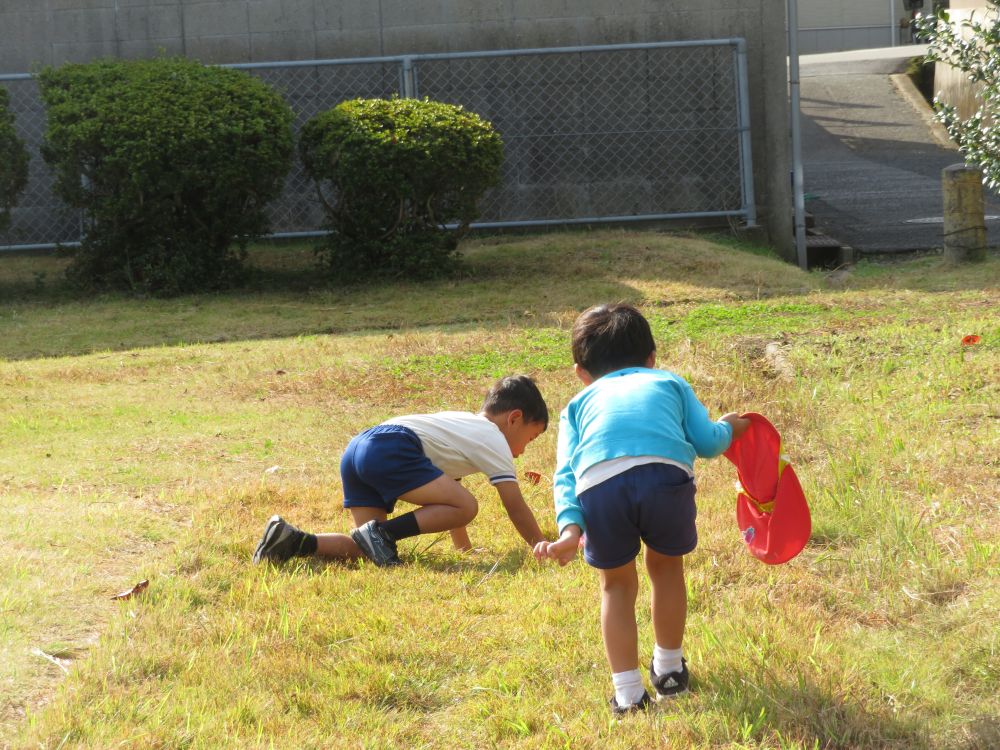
[579,462,697,569]
[340,424,444,513]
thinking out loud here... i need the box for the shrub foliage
[38,58,293,294]
[0,87,29,234]
[299,98,503,281]
[916,3,1000,188]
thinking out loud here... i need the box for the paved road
[799,46,1000,254]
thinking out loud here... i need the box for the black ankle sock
[298,533,317,556]
[379,512,421,542]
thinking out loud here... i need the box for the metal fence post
[735,39,757,228]
[401,57,415,98]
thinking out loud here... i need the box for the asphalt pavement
[799,45,1000,254]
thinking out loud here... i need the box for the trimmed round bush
[39,58,294,295]
[0,87,29,233]
[299,97,503,281]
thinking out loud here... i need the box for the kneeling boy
[254,374,551,566]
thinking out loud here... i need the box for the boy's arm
[680,380,736,457]
[552,409,585,533]
[494,481,546,547]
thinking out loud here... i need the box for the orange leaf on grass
[961,335,981,346]
[111,579,149,601]
[523,471,542,485]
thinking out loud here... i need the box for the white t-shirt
[384,411,517,485]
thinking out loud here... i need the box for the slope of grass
[1,232,997,749]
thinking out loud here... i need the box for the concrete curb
[890,72,957,152]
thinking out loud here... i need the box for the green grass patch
[1,232,997,749]
[680,300,831,339]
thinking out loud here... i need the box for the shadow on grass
[274,543,529,578]
[701,670,933,749]
[1,232,996,362]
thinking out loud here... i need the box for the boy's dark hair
[572,302,655,378]
[482,375,549,429]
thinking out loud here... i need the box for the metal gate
[0,40,754,252]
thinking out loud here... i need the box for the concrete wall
[797,0,925,53]
[934,4,989,120]
[0,1,793,257]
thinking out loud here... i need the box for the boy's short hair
[572,302,655,378]
[482,375,549,429]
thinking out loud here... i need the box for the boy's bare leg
[397,475,479,533]
[314,508,386,560]
[449,526,473,551]
[645,548,686,650]
[599,561,641,673]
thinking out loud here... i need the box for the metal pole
[788,0,808,270]
[890,0,897,46]
[401,57,415,98]
[735,40,757,227]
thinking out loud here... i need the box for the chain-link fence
[0,40,754,252]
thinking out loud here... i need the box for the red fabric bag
[723,413,810,564]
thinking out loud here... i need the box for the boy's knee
[600,570,639,597]
[646,550,684,574]
[457,497,479,525]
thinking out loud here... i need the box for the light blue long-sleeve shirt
[554,367,733,533]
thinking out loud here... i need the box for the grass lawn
[1,231,997,749]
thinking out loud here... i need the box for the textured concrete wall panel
[380,25,452,55]
[508,0,572,21]
[380,0,449,28]
[49,0,112,10]
[183,2,250,39]
[52,9,116,45]
[3,0,42,12]
[313,3,381,34]
[314,29,384,59]
[52,41,118,66]
[251,30,316,60]
[248,0,315,34]
[511,18,586,49]
[419,22,515,54]
[185,34,251,64]
[446,1,510,25]
[118,6,184,41]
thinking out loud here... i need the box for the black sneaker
[649,658,689,700]
[610,690,651,715]
[253,515,306,564]
[350,520,402,567]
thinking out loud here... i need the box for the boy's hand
[539,525,582,566]
[721,412,752,440]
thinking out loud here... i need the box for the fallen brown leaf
[111,579,149,601]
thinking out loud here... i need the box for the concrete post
[941,164,986,263]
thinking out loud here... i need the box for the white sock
[653,645,683,677]
[611,668,645,706]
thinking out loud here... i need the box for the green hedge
[0,87,29,233]
[39,58,294,295]
[300,97,503,281]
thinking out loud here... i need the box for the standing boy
[535,303,750,713]
[254,374,552,566]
